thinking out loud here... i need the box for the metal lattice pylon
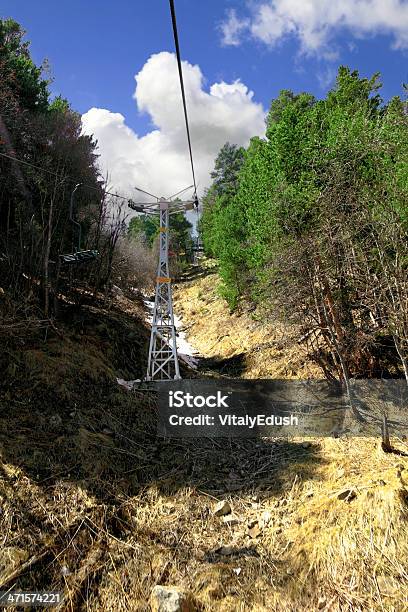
[129,192,196,381]
[147,199,180,380]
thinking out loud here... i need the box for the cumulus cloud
[220,0,408,53]
[81,52,265,202]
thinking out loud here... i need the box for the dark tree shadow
[175,263,218,284]
[0,376,326,608]
[197,353,247,377]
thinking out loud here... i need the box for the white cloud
[220,0,408,53]
[81,52,265,203]
[316,65,337,89]
[220,9,250,46]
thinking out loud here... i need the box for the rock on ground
[150,586,196,612]
[213,500,231,516]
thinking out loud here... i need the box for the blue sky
[4,1,407,132]
[2,1,408,197]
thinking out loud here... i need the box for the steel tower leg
[146,199,181,381]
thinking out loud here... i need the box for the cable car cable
[168,0,199,207]
[0,151,131,202]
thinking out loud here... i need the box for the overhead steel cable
[168,0,198,204]
[0,150,131,201]
[168,183,194,200]
[134,185,159,201]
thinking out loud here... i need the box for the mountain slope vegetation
[200,70,408,386]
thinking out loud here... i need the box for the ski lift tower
[129,187,197,381]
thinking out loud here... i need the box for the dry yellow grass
[173,262,321,379]
[1,274,408,610]
[1,432,407,611]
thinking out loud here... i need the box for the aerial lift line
[128,0,200,381]
[129,188,197,380]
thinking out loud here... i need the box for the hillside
[173,261,321,379]
[1,272,408,611]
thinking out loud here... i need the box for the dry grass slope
[173,262,321,379]
[0,283,407,610]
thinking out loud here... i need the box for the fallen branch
[0,549,50,589]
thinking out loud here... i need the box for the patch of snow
[173,312,199,368]
[117,378,141,390]
[143,298,199,369]
[117,298,201,390]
